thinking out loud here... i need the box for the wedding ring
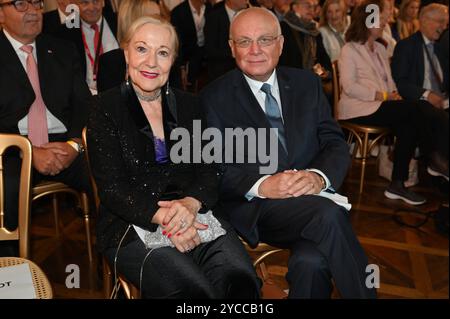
[180,218,187,229]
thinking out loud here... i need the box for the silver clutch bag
[141,211,226,249]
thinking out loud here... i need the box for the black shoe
[428,152,449,181]
[384,183,426,205]
[427,166,449,181]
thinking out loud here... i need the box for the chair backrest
[0,134,32,258]
[81,127,100,212]
[331,60,341,120]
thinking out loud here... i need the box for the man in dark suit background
[201,7,376,298]
[60,0,118,94]
[171,0,211,91]
[391,3,448,109]
[204,0,247,82]
[0,0,92,256]
[42,0,74,36]
[391,3,449,179]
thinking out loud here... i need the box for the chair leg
[359,133,370,194]
[259,262,270,282]
[102,257,113,298]
[81,192,93,263]
[52,194,60,237]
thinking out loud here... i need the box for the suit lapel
[0,32,34,96]
[350,42,386,89]
[415,32,426,86]
[277,68,295,157]
[233,71,271,129]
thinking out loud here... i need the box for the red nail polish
[176,233,180,236]
[162,223,166,226]
[168,233,172,238]
[162,230,166,235]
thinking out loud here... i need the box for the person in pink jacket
[337,0,448,205]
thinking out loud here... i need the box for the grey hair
[419,3,448,21]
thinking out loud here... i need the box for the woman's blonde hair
[319,0,347,27]
[117,0,161,43]
[398,0,420,21]
[121,16,179,61]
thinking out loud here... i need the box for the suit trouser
[257,195,377,299]
[349,100,448,181]
[103,220,262,299]
[0,134,92,257]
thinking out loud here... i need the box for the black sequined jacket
[87,82,220,252]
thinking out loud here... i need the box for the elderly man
[392,3,449,109]
[61,0,118,94]
[391,3,449,180]
[201,7,376,298]
[0,0,92,256]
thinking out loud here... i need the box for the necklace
[134,87,162,102]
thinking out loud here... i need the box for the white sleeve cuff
[245,175,271,201]
[306,168,331,190]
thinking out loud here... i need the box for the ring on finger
[180,218,187,229]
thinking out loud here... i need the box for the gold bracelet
[382,91,388,101]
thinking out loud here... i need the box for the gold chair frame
[0,135,53,299]
[0,134,32,258]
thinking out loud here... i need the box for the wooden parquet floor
[28,156,448,299]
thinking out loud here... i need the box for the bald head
[419,3,448,41]
[228,7,284,82]
[230,7,281,39]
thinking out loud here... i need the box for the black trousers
[0,134,92,257]
[257,195,376,299]
[350,100,448,181]
[104,220,262,299]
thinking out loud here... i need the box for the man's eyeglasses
[0,0,44,12]
[231,35,282,48]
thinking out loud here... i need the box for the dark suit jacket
[87,83,220,252]
[0,31,91,139]
[200,67,349,247]
[171,1,211,64]
[279,21,332,72]
[204,2,235,81]
[42,9,63,37]
[96,48,125,93]
[391,31,449,100]
[59,11,118,79]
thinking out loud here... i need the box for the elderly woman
[318,0,349,62]
[392,0,420,40]
[338,0,448,206]
[96,0,161,92]
[87,16,261,298]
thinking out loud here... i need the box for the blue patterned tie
[260,83,287,153]
[426,42,442,94]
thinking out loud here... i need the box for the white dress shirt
[3,30,67,135]
[188,0,206,47]
[243,71,331,200]
[81,17,119,94]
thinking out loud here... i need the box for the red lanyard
[81,19,104,79]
